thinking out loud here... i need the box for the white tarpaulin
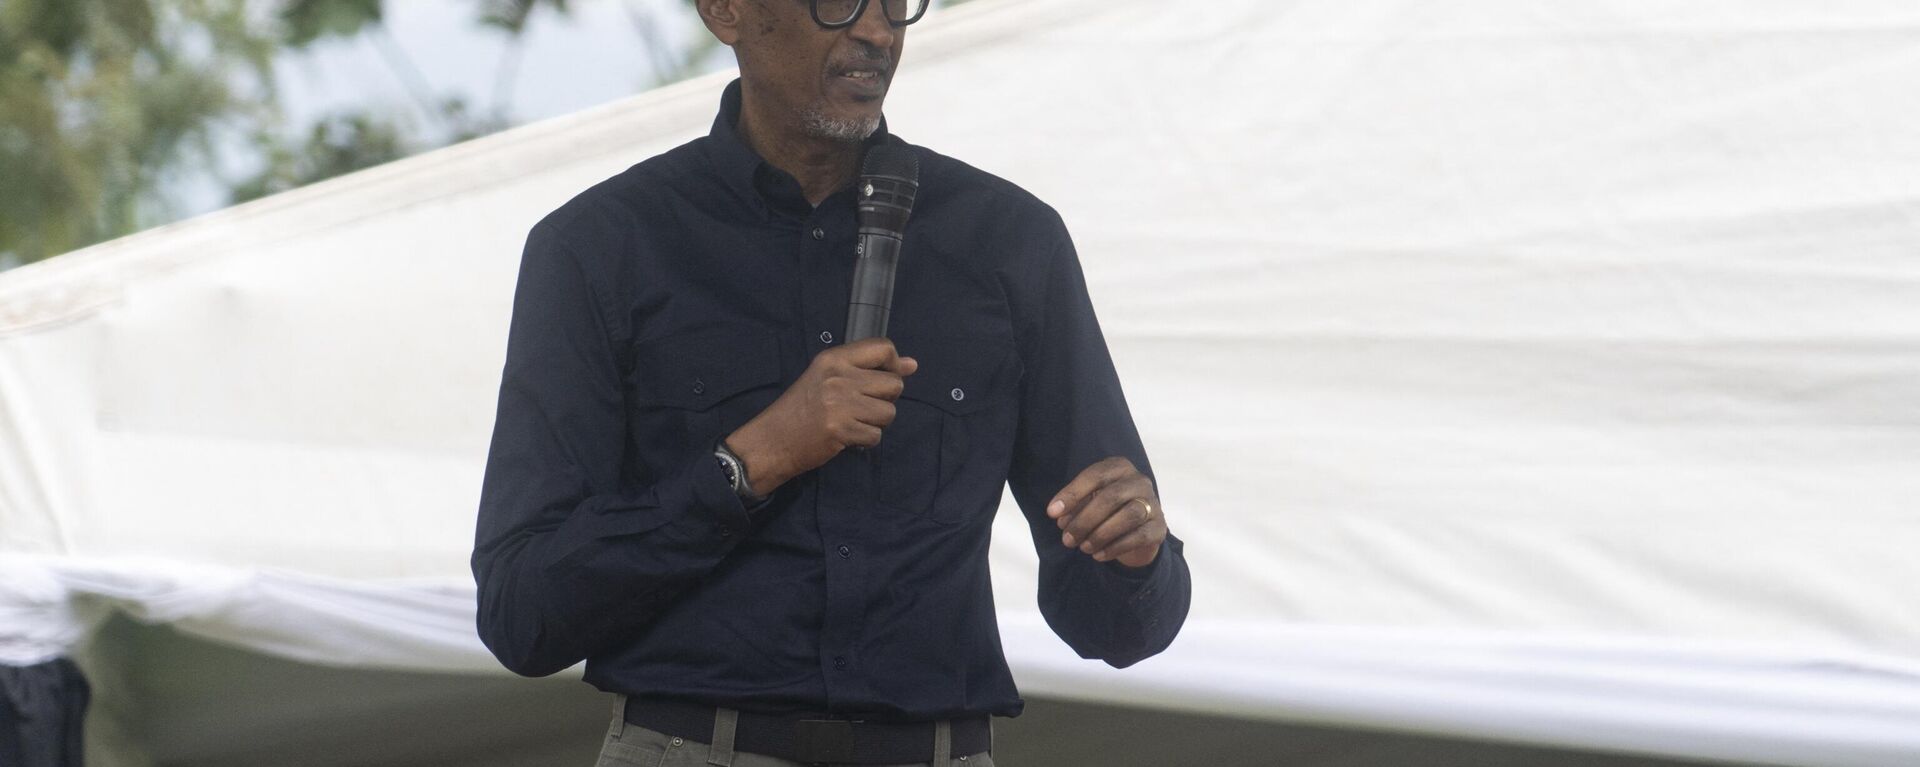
[4,0,1920,765]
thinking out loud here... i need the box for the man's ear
[697,0,745,46]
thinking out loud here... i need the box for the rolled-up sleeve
[1006,215,1192,669]
[471,221,752,677]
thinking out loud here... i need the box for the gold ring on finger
[1130,497,1155,521]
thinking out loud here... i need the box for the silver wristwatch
[713,440,767,505]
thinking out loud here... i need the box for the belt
[623,697,991,765]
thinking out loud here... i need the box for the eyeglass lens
[814,0,929,27]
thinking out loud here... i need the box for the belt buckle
[794,718,859,763]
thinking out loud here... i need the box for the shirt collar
[704,78,900,219]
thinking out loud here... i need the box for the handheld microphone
[844,145,920,342]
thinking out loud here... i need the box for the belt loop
[707,707,739,767]
[608,694,627,739]
[933,720,952,765]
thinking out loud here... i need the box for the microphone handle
[845,231,903,342]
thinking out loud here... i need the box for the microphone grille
[860,145,920,184]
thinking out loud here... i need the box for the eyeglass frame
[808,0,929,29]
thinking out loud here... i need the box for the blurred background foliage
[0,0,275,269]
[0,0,718,271]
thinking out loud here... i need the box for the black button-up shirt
[473,79,1190,721]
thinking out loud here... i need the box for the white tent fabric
[5,0,1920,764]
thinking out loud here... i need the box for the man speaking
[472,0,1191,764]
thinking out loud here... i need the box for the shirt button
[819,330,834,344]
[950,387,965,401]
[838,544,851,558]
[812,227,825,240]
[670,737,683,747]
[833,655,848,669]
[719,525,732,538]
[691,378,706,395]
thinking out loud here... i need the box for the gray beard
[801,104,881,143]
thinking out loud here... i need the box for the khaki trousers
[593,695,995,767]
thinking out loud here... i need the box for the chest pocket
[626,330,784,458]
[877,334,1022,525]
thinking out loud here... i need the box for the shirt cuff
[1097,536,1182,606]
[542,447,747,570]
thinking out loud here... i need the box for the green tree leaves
[280,0,385,47]
[0,0,275,267]
[229,108,409,204]
[1,0,708,271]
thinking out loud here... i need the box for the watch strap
[714,440,768,507]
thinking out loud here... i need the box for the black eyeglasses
[809,0,930,29]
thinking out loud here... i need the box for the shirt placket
[799,194,878,709]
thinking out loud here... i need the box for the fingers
[822,377,897,441]
[1045,456,1137,525]
[852,396,897,429]
[1079,495,1156,558]
[1091,522,1162,564]
[807,340,915,454]
[840,337,897,367]
[1044,457,1168,567]
[840,337,916,376]
[852,368,907,401]
[819,368,904,416]
[1059,473,1154,548]
[836,419,884,448]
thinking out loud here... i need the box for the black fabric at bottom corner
[1,657,89,767]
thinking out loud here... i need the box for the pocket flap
[893,335,1021,416]
[629,330,782,411]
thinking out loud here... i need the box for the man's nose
[847,0,896,49]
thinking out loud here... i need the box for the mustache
[832,43,892,74]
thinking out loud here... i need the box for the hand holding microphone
[723,145,923,495]
[724,338,916,497]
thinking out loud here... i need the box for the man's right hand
[723,337,917,498]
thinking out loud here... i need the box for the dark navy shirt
[473,79,1190,721]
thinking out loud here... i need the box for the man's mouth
[832,65,889,96]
